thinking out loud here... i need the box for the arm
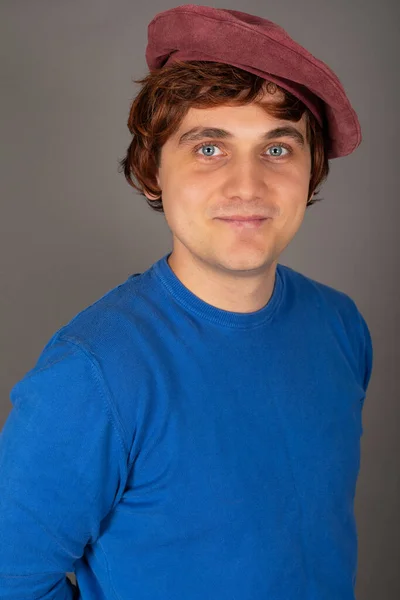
[358,310,373,397]
[0,337,129,599]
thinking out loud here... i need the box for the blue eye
[267,145,290,157]
[198,144,221,157]
[195,142,291,159]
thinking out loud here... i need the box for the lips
[219,215,267,221]
[217,217,268,229]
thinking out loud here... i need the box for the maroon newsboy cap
[145,4,361,160]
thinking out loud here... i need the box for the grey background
[0,1,398,597]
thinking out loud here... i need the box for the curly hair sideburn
[119,60,330,213]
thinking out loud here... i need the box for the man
[0,5,373,599]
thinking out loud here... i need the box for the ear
[143,172,161,201]
[144,190,161,200]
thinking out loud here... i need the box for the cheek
[161,182,202,231]
[279,166,311,201]
[168,177,211,214]
[273,181,309,230]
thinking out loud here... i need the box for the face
[147,95,312,286]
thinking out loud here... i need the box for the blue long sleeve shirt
[0,251,373,600]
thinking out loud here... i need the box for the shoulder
[278,262,373,392]
[279,262,364,318]
[39,271,147,355]
[16,271,151,461]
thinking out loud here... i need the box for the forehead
[172,103,308,150]
[174,94,308,138]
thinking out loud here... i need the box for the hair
[119,60,330,213]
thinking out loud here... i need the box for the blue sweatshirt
[0,251,373,600]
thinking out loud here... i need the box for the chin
[212,252,273,274]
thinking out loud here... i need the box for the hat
[145,4,361,159]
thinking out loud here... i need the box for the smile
[216,218,269,229]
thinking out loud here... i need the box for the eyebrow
[177,125,306,148]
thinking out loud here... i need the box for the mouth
[216,217,270,229]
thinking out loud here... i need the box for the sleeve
[0,336,129,600]
[354,307,373,410]
[359,311,373,395]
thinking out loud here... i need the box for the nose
[221,155,267,202]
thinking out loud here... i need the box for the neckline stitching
[152,257,284,330]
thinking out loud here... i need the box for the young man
[0,5,373,599]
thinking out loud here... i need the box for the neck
[167,249,277,314]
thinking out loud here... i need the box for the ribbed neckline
[151,251,284,329]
